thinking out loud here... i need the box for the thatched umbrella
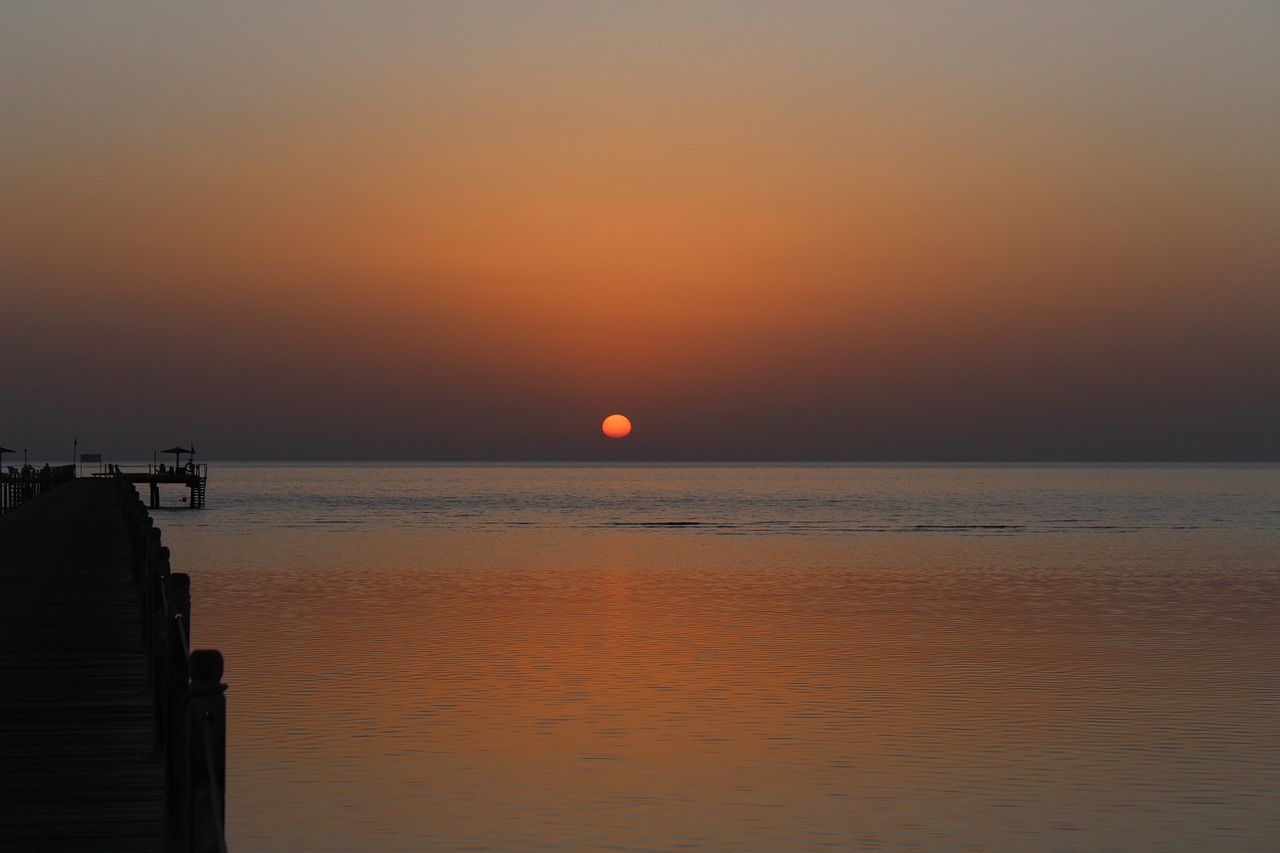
[160,445,195,469]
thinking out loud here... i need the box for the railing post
[165,573,193,853]
[188,650,227,853]
[148,545,170,652]
[148,546,171,750]
[133,514,154,587]
[141,527,163,635]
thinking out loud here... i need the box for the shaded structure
[0,477,227,852]
[96,448,208,509]
[160,446,196,470]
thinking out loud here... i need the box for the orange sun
[602,414,632,439]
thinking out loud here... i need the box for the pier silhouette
[0,476,226,851]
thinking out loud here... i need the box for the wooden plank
[0,480,165,852]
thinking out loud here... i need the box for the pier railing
[99,462,210,509]
[116,476,228,853]
[0,463,75,515]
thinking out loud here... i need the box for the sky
[3,1,1278,461]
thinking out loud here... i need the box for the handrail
[163,580,229,853]
[0,463,76,514]
[116,475,228,853]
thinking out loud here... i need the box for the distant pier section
[93,446,208,509]
[1,463,76,515]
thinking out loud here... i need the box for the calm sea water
[154,464,1279,852]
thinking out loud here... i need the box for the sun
[602,414,632,439]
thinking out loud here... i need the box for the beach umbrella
[160,445,195,468]
[0,446,13,468]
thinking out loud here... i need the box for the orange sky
[3,2,1278,459]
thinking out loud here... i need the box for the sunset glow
[2,3,1277,460]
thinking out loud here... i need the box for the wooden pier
[0,477,227,852]
[90,464,208,510]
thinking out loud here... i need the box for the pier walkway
[0,478,226,852]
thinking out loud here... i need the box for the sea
[150,463,1279,852]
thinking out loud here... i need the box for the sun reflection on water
[166,464,1280,851]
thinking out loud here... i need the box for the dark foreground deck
[0,478,225,852]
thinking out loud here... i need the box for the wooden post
[134,514,155,586]
[147,545,171,747]
[143,527,163,614]
[188,649,227,853]
[164,573,192,852]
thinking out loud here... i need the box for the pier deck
[112,465,208,509]
[0,479,167,850]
